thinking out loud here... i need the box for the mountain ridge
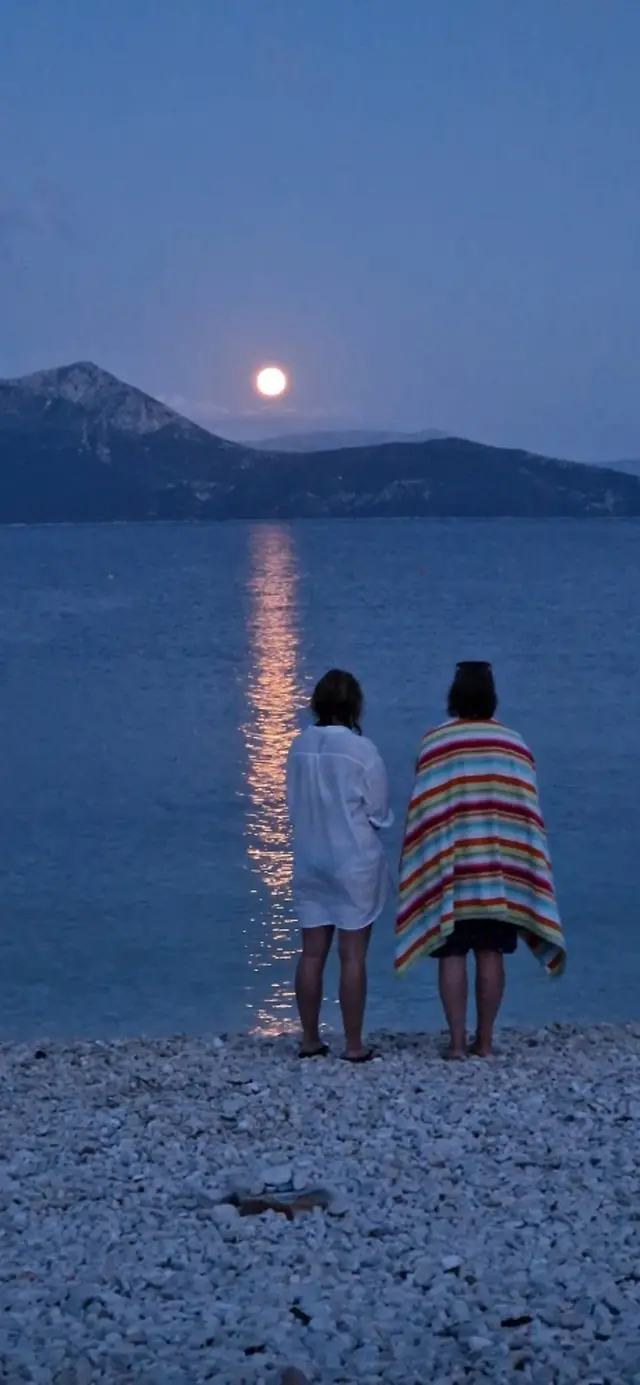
[0,360,236,445]
[245,427,448,452]
[1,361,639,522]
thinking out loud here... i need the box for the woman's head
[447,661,497,721]
[311,669,363,734]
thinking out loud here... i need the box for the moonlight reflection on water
[242,525,306,1034]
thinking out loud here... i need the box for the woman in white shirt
[286,669,393,1062]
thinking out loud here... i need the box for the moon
[255,365,288,399]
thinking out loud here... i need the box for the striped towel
[395,719,566,976]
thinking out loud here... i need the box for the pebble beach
[2,1024,640,1385]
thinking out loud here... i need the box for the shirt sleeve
[363,752,394,830]
[285,745,295,821]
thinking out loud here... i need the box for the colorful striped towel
[395,719,566,976]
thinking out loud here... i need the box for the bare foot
[470,1040,494,1059]
[442,1045,468,1061]
[342,1046,375,1063]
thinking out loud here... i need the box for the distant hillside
[609,458,640,477]
[1,362,640,522]
[247,427,447,452]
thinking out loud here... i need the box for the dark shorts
[432,919,519,959]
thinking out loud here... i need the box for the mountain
[1,361,640,522]
[0,361,249,522]
[247,428,447,452]
[608,458,640,477]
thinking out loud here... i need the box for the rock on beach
[1,1023,640,1383]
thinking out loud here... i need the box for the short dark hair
[311,669,363,733]
[447,661,498,720]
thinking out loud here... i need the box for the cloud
[158,392,361,442]
[161,392,350,427]
[0,203,35,262]
[32,179,74,240]
[0,183,73,263]
[159,394,232,424]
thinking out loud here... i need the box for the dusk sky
[2,0,639,459]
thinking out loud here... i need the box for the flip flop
[298,1043,330,1060]
[341,1049,375,1064]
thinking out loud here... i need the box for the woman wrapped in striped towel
[396,662,566,1058]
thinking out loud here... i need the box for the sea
[1,519,638,1042]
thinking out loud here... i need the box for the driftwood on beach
[1,1024,639,1381]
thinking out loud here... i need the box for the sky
[1,0,639,459]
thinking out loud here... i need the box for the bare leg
[472,949,505,1057]
[338,925,372,1059]
[438,955,468,1058]
[295,926,334,1054]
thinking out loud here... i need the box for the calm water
[0,520,639,1041]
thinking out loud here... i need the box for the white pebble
[262,1162,293,1189]
[1,1022,639,1384]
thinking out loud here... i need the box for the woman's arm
[363,752,394,830]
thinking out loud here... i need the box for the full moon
[255,365,288,399]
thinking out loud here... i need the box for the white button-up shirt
[286,724,393,931]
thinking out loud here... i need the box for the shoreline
[2,1023,640,1383]
[1,1016,639,1056]
[1,1024,640,1063]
